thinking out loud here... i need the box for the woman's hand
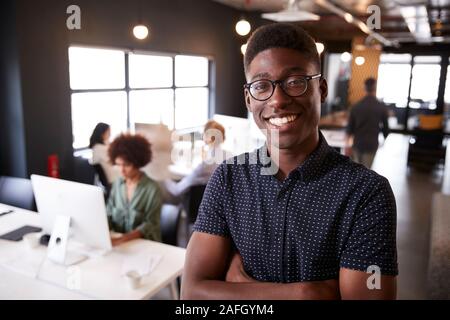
[111,229,143,247]
[111,235,128,247]
[225,252,257,283]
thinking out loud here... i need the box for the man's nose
[267,84,291,110]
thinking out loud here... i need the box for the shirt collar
[255,130,333,183]
[295,131,333,183]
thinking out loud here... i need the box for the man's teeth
[268,114,298,126]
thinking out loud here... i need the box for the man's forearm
[182,279,340,300]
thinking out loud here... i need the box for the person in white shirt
[89,122,119,185]
[164,120,230,203]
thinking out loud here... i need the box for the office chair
[182,185,206,225]
[92,164,111,197]
[160,204,183,299]
[0,176,37,211]
[160,204,182,246]
[407,114,446,170]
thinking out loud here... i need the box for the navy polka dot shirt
[194,131,398,282]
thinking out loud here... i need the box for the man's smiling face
[245,47,327,150]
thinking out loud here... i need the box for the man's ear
[244,89,252,113]
[319,78,328,103]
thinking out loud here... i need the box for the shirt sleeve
[165,162,210,198]
[192,164,230,237]
[340,176,398,276]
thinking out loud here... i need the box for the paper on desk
[0,250,46,279]
[120,252,162,277]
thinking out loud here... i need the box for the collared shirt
[346,95,389,153]
[194,132,398,282]
[107,172,162,241]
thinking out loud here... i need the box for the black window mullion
[173,56,176,129]
[125,53,131,129]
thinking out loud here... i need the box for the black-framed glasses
[244,74,322,101]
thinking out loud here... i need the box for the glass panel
[408,56,441,130]
[377,64,411,108]
[129,54,173,88]
[175,55,208,87]
[413,56,441,64]
[71,91,127,149]
[324,53,351,113]
[410,64,441,108]
[175,88,209,129]
[444,62,450,132]
[377,54,413,130]
[68,47,125,90]
[380,53,411,64]
[129,89,174,129]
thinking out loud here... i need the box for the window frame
[69,45,213,151]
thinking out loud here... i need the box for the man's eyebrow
[250,72,271,82]
[286,66,307,73]
[250,67,309,82]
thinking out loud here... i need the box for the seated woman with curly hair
[106,133,162,246]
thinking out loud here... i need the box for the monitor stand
[47,215,87,266]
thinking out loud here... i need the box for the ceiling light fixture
[236,19,251,36]
[340,51,351,62]
[133,24,149,40]
[315,42,325,55]
[241,43,248,55]
[355,56,365,66]
[262,0,320,22]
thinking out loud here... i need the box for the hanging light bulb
[315,42,325,55]
[241,43,248,55]
[340,51,351,62]
[235,19,251,36]
[355,56,365,66]
[133,24,149,40]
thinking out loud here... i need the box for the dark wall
[14,0,248,179]
[0,0,27,178]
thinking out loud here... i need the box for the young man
[345,77,390,169]
[182,23,397,300]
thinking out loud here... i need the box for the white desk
[0,204,186,300]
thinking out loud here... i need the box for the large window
[69,46,211,149]
[377,54,412,109]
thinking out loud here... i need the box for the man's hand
[226,252,257,283]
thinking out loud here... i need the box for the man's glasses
[244,74,322,101]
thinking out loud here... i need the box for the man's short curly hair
[244,23,320,74]
[108,133,152,168]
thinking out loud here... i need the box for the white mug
[23,233,41,249]
[125,270,141,289]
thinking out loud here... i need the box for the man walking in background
[346,77,389,168]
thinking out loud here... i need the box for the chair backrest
[0,176,36,211]
[419,114,443,130]
[160,204,182,246]
[93,164,109,189]
[182,184,207,224]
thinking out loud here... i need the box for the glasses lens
[282,76,308,96]
[249,80,273,101]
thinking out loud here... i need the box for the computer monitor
[30,175,112,254]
